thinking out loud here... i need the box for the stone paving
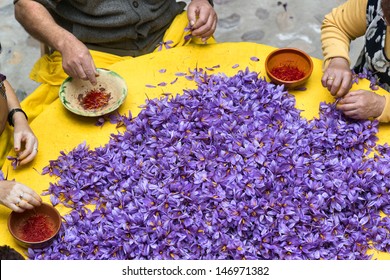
[0,0,362,99]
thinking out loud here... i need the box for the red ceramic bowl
[8,202,62,249]
[265,48,313,89]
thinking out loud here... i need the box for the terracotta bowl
[8,202,62,249]
[59,68,128,117]
[265,48,313,89]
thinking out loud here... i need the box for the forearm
[14,0,77,52]
[321,0,367,66]
[4,81,28,127]
[4,79,37,162]
[4,81,21,110]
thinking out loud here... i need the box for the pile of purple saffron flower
[30,69,390,260]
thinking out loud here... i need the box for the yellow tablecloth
[1,42,390,259]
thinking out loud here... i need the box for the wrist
[375,94,390,122]
[51,31,76,53]
[8,108,28,127]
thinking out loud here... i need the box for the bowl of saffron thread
[8,202,62,249]
[265,47,313,89]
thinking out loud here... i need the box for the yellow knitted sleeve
[321,0,367,67]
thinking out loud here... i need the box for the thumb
[187,6,199,27]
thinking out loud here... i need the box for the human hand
[321,57,353,98]
[60,35,98,85]
[187,0,217,42]
[13,121,38,166]
[0,180,42,213]
[336,90,386,119]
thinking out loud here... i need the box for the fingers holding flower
[13,122,38,166]
[321,57,353,98]
[187,0,217,42]
[336,90,386,119]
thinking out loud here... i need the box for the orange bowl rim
[7,202,62,245]
[265,47,314,85]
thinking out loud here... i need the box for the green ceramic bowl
[59,68,128,117]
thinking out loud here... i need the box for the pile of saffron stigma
[79,88,111,110]
[19,214,55,242]
[270,64,305,81]
[33,68,390,260]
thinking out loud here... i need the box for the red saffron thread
[270,64,305,81]
[80,88,111,110]
[19,213,55,242]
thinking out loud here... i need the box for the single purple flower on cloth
[95,117,106,127]
[157,40,174,51]
[170,77,178,85]
[175,72,187,77]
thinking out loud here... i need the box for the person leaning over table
[0,73,42,213]
[13,0,218,122]
[321,0,390,122]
